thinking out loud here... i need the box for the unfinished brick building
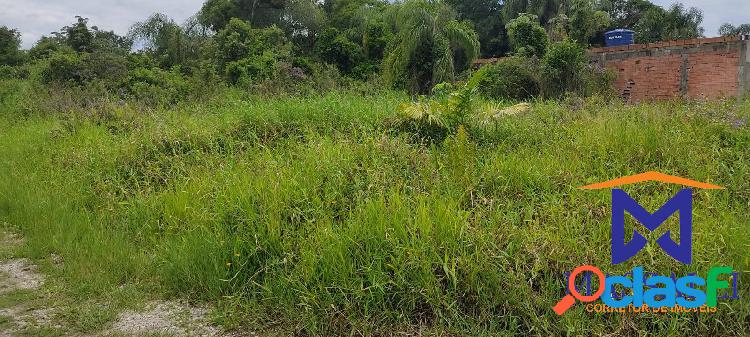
[589,36,750,102]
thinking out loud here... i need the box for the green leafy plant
[541,39,587,97]
[125,66,189,105]
[315,27,364,74]
[505,13,548,58]
[383,1,480,94]
[394,81,521,141]
[468,56,540,100]
[214,18,290,85]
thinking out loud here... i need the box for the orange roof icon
[579,171,724,190]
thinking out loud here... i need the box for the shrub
[223,52,277,86]
[29,36,69,60]
[42,52,84,84]
[215,18,290,85]
[394,83,484,141]
[185,61,223,99]
[0,65,30,80]
[583,63,616,98]
[42,51,127,87]
[80,52,128,86]
[315,28,364,75]
[506,13,548,58]
[125,67,189,105]
[254,61,313,96]
[541,40,587,97]
[469,57,540,101]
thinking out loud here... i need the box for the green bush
[42,52,83,84]
[80,52,128,85]
[541,40,587,97]
[215,18,290,85]
[0,65,30,80]
[583,63,617,98]
[315,28,364,75]
[394,83,509,142]
[223,52,277,86]
[125,67,189,105]
[469,57,540,101]
[42,51,127,87]
[28,36,70,60]
[505,13,548,58]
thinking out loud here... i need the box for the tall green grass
[0,90,749,335]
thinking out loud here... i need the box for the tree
[635,3,703,43]
[284,0,326,49]
[719,23,750,37]
[566,0,610,45]
[502,0,560,26]
[314,28,364,74]
[64,16,94,52]
[199,0,324,39]
[199,0,283,31]
[506,13,548,58]
[605,0,658,29]
[383,1,479,94]
[541,39,587,96]
[317,0,392,73]
[445,0,506,57]
[214,18,290,84]
[29,36,68,60]
[91,29,133,53]
[40,17,132,56]
[323,0,386,30]
[0,26,23,66]
[130,13,208,69]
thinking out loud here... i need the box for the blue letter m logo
[611,189,693,264]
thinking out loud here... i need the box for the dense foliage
[469,57,540,100]
[382,1,479,94]
[0,0,709,99]
[506,13,548,58]
[0,26,23,66]
[719,23,750,37]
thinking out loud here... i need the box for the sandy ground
[0,230,231,337]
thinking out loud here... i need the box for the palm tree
[384,1,479,94]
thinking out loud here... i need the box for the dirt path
[0,230,231,337]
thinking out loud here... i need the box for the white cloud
[0,0,205,49]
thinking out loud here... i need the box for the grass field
[1,87,749,335]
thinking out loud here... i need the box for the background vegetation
[0,0,729,101]
[1,0,749,336]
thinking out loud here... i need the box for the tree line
[0,0,744,99]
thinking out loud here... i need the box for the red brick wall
[607,55,683,101]
[590,36,749,101]
[687,50,740,98]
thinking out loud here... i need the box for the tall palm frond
[443,20,480,63]
[383,0,480,94]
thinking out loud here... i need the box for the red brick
[591,38,743,100]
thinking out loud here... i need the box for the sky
[0,0,205,49]
[0,0,748,49]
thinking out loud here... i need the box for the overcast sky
[0,0,205,49]
[0,0,748,49]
